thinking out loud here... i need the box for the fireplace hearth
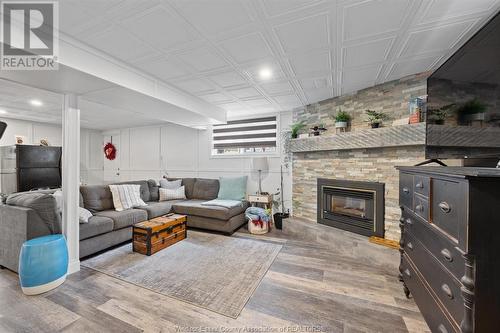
[317,178,385,237]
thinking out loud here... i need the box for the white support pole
[62,94,80,274]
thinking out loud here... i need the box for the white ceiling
[1,0,499,130]
[56,0,500,119]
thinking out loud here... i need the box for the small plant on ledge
[290,121,306,139]
[365,109,389,128]
[427,103,456,125]
[332,108,351,129]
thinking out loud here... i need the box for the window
[211,116,278,156]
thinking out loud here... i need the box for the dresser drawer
[399,172,414,209]
[431,178,466,243]
[414,175,430,197]
[413,194,429,221]
[401,209,465,280]
[401,255,458,333]
[403,233,463,325]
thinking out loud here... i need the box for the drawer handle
[407,242,413,250]
[416,204,424,212]
[415,182,424,189]
[441,249,453,262]
[405,218,413,225]
[438,201,451,214]
[441,284,454,299]
[404,269,411,278]
[403,187,410,194]
[437,324,448,333]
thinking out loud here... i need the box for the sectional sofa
[0,177,249,272]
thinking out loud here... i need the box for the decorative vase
[435,119,445,125]
[335,121,347,128]
[371,123,380,128]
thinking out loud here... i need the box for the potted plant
[426,104,456,125]
[272,166,289,230]
[457,98,487,125]
[365,110,388,128]
[333,109,351,129]
[290,121,306,139]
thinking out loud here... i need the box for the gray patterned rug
[82,230,282,318]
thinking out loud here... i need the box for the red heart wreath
[104,142,117,160]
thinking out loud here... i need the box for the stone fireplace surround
[291,73,430,241]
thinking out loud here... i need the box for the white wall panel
[129,126,161,171]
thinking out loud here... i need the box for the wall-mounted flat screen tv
[426,11,500,159]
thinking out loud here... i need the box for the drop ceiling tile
[273,94,302,109]
[219,33,273,63]
[399,21,474,58]
[85,26,155,62]
[180,47,228,72]
[175,0,253,35]
[343,38,393,68]
[229,87,261,99]
[275,13,329,53]
[260,80,295,95]
[386,56,440,81]
[199,92,232,103]
[289,51,331,76]
[421,0,496,24]
[243,98,274,109]
[342,65,381,87]
[300,76,332,90]
[217,102,248,112]
[208,71,248,88]
[122,6,199,51]
[262,0,321,17]
[343,0,410,41]
[305,88,332,103]
[134,56,191,80]
[174,78,216,94]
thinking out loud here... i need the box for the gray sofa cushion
[192,179,219,200]
[147,179,159,202]
[172,199,247,221]
[79,216,114,241]
[113,180,151,202]
[6,192,62,234]
[139,200,184,219]
[186,213,246,234]
[167,178,196,199]
[95,209,147,230]
[80,185,114,213]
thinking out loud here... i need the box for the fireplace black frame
[317,178,385,238]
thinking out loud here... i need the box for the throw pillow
[52,190,63,215]
[159,186,186,201]
[109,184,148,212]
[217,176,248,201]
[79,207,93,224]
[159,179,182,189]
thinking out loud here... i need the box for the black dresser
[397,166,500,333]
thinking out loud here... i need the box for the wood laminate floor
[0,219,430,333]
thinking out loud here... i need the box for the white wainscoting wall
[0,117,104,189]
[99,112,293,212]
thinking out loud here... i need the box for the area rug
[82,230,282,318]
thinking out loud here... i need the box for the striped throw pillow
[159,186,186,201]
[109,184,147,212]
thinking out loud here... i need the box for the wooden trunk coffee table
[132,214,187,256]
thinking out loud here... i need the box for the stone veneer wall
[292,147,426,241]
[294,72,429,133]
[292,73,432,241]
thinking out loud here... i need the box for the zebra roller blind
[212,116,277,153]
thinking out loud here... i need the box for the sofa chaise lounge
[0,177,249,272]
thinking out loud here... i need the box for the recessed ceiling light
[259,68,273,80]
[0,109,7,114]
[30,99,43,106]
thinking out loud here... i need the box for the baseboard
[68,259,80,275]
